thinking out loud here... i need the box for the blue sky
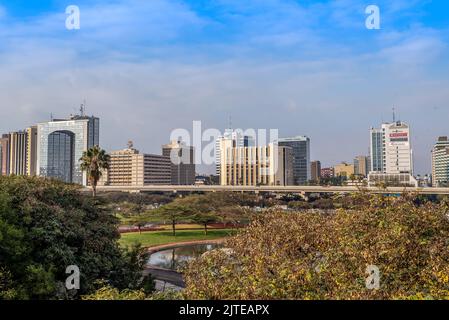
[0,0,449,174]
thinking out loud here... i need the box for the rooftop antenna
[80,99,86,116]
[392,107,396,123]
[50,113,53,121]
[228,115,232,130]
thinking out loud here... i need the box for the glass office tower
[37,115,99,185]
[278,136,310,185]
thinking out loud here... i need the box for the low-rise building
[101,143,171,186]
[367,172,418,187]
[320,167,334,179]
[334,162,355,178]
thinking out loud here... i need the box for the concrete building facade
[311,160,321,181]
[9,131,28,175]
[354,155,370,177]
[162,140,195,185]
[102,145,171,186]
[26,126,38,176]
[431,136,449,187]
[320,167,334,179]
[0,134,10,176]
[334,162,355,178]
[220,142,294,186]
[215,129,254,176]
[369,121,415,186]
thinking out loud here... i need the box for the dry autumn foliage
[183,193,449,300]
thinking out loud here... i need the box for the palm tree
[80,145,110,197]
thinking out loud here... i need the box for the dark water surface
[147,243,221,270]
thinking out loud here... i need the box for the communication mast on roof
[80,99,86,117]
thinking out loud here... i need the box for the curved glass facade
[47,131,75,183]
[37,117,99,185]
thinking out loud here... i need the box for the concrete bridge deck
[83,185,449,195]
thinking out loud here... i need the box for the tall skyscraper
[370,128,384,173]
[162,140,195,185]
[219,142,293,186]
[311,160,321,181]
[370,121,413,174]
[9,131,28,175]
[1,128,37,177]
[369,120,416,186]
[37,115,100,185]
[215,129,253,176]
[431,136,449,187]
[26,126,38,176]
[0,134,10,176]
[278,136,310,185]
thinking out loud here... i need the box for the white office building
[219,141,293,186]
[215,129,254,176]
[431,136,449,187]
[369,121,417,187]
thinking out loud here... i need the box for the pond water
[147,243,221,271]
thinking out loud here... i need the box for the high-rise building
[370,128,384,173]
[1,128,37,177]
[370,121,413,174]
[37,115,100,185]
[162,140,195,185]
[26,126,38,176]
[215,129,254,176]
[101,143,171,186]
[0,134,10,176]
[431,136,449,187]
[354,155,370,177]
[219,142,293,186]
[278,136,310,185]
[368,120,416,186]
[9,131,28,175]
[311,160,321,181]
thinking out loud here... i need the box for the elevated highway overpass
[83,185,449,195]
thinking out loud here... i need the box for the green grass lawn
[119,228,238,248]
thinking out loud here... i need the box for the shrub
[183,193,449,300]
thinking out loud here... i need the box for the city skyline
[0,110,446,177]
[1,1,449,175]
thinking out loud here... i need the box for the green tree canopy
[0,175,151,300]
